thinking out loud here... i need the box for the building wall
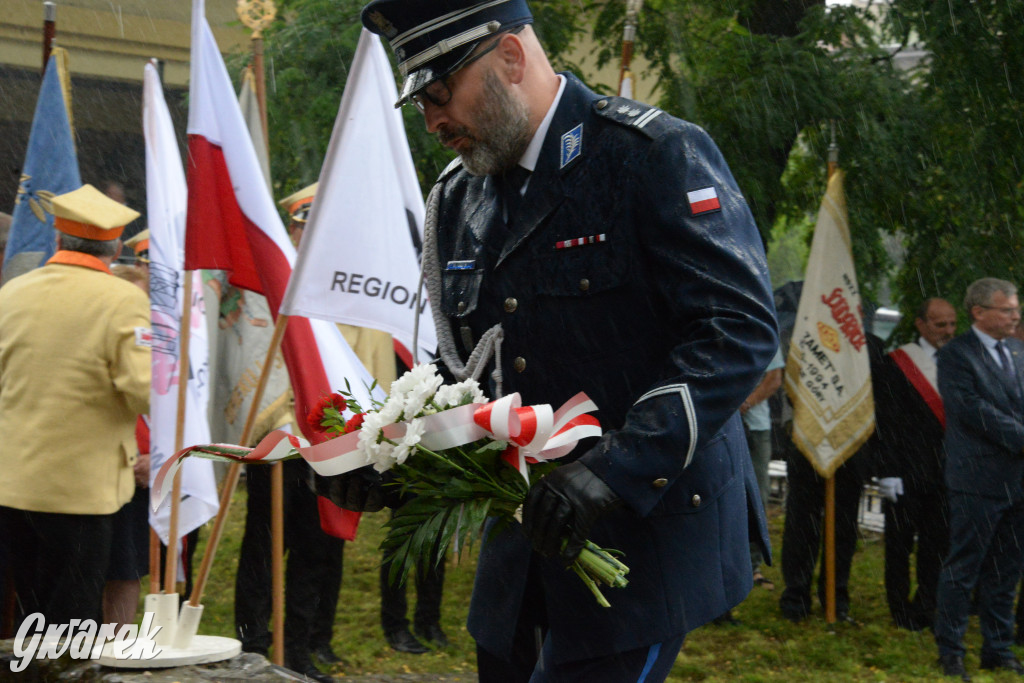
[0,0,249,230]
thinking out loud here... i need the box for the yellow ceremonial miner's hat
[279,182,318,223]
[51,184,140,241]
[124,228,150,263]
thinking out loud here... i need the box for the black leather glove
[310,466,386,512]
[521,461,621,564]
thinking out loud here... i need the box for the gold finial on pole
[236,0,276,38]
[237,0,276,156]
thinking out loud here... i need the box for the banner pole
[271,461,285,664]
[189,313,289,607]
[42,1,55,74]
[164,271,195,594]
[824,475,837,625]
[823,121,840,627]
[616,0,643,97]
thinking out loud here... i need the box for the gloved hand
[877,476,904,503]
[521,461,621,564]
[310,466,386,512]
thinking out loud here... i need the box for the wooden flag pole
[164,272,195,594]
[616,0,643,97]
[236,0,283,662]
[270,462,285,663]
[823,121,840,626]
[149,529,161,594]
[42,1,55,73]
[188,313,289,608]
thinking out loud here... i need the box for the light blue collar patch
[560,123,583,169]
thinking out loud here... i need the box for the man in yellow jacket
[0,184,151,625]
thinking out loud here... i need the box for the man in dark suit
[933,278,1024,680]
[333,1,779,680]
[873,298,955,631]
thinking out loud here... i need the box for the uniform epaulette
[436,155,464,184]
[592,97,670,139]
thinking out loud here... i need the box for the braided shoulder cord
[415,180,505,397]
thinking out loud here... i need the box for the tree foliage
[236,0,1024,330]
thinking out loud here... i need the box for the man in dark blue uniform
[347,2,777,680]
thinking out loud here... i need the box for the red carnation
[343,413,365,434]
[307,393,348,433]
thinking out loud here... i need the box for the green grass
[179,490,1024,681]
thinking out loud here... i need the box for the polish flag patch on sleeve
[687,186,721,216]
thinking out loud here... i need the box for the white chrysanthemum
[391,363,441,400]
[402,374,442,417]
[392,419,425,467]
[435,378,487,408]
[369,440,396,473]
[357,411,387,463]
[377,395,406,425]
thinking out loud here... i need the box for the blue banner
[3,54,81,284]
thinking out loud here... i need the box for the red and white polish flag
[687,186,721,215]
[183,0,381,442]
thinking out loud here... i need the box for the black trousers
[234,460,344,661]
[778,452,864,618]
[883,489,948,629]
[379,555,444,634]
[379,503,444,634]
[0,506,113,626]
[475,556,683,683]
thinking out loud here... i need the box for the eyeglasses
[979,305,1023,315]
[410,27,523,113]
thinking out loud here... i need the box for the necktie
[996,340,1013,371]
[500,165,531,226]
[996,341,1020,396]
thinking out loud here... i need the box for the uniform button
[596,99,608,110]
[578,278,590,292]
[691,494,702,507]
[504,297,518,313]
[652,478,668,489]
[513,357,526,373]
[457,301,466,313]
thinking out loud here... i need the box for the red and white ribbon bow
[153,392,601,507]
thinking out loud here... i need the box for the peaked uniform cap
[124,228,150,262]
[279,182,318,223]
[361,0,532,107]
[52,184,139,241]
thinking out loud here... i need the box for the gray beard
[455,70,532,177]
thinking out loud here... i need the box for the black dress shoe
[780,609,807,624]
[414,622,449,648]
[385,628,428,654]
[285,657,335,683]
[938,654,971,681]
[835,612,861,627]
[979,653,1024,674]
[312,644,342,665]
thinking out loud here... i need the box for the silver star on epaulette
[628,108,642,117]
[616,105,631,115]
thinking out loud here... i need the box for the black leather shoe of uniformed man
[385,627,428,654]
[312,644,342,665]
[285,655,335,683]
[979,653,1024,675]
[414,622,449,648]
[938,653,971,681]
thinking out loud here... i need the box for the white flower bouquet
[310,363,630,607]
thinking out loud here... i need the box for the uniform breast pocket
[534,241,630,298]
[441,268,484,318]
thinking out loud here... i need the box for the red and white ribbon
[153,392,601,507]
